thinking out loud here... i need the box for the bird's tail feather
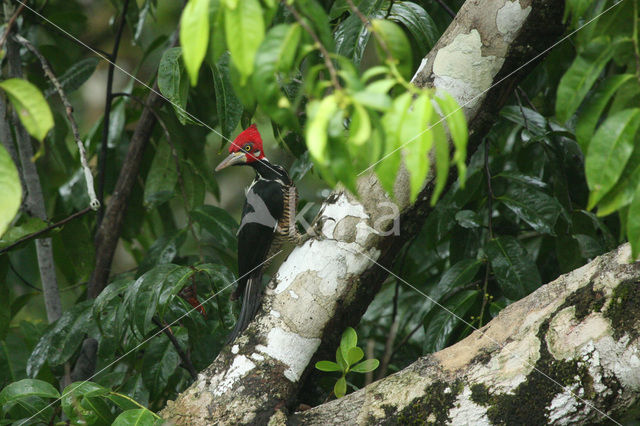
[226,271,263,344]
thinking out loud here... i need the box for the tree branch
[96,0,130,224]
[152,318,197,380]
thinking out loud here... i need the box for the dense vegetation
[0,0,638,423]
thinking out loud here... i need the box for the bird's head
[215,124,265,171]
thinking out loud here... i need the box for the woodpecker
[215,124,306,343]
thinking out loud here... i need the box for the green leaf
[137,231,186,275]
[388,2,438,52]
[61,382,112,425]
[45,57,100,97]
[333,376,347,398]
[0,78,53,142]
[370,19,413,79]
[157,47,193,125]
[0,379,60,405]
[306,95,339,166]
[0,144,21,237]
[336,347,348,372]
[455,210,481,228]
[346,347,364,366]
[423,290,479,353]
[402,93,433,202]
[334,0,384,66]
[586,108,640,209]
[555,37,617,123]
[351,90,392,111]
[485,236,541,300]
[191,205,239,250]
[143,140,178,208]
[142,330,185,399]
[112,408,161,426]
[340,327,357,352]
[224,0,264,82]
[377,92,412,196]
[575,74,634,151]
[497,183,563,235]
[211,53,243,140]
[431,119,449,205]
[349,102,371,146]
[597,150,640,216]
[350,358,379,373]
[180,0,211,86]
[628,185,640,259]
[315,360,341,372]
[436,93,468,183]
[252,24,301,129]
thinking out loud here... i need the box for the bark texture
[291,244,640,424]
[161,0,567,424]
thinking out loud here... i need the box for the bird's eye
[243,144,252,152]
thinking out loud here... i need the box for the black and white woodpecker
[215,124,307,343]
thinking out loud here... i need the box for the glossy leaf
[339,327,357,364]
[350,358,380,373]
[586,108,640,209]
[575,74,634,151]
[224,0,264,82]
[436,93,468,183]
[211,53,243,140]
[388,2,439,52]
[497,183,563,235]
[61,381,111,425]
[142,329,185,399]
[143,140,178,208]
[555,37,616,123]
[485,236,541,300]
[315,360,341,372]
[0,78,53,142]
[423,290,479,353]
[334,0,384,65]
[157,47,193,125]
[0,145,21,237]
[0,379,59,404]
[112,408,161,426]
[191,205,239,249]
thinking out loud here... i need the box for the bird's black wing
[227,179,284,343]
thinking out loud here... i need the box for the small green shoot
[314,327,379,398]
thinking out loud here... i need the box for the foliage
[0,0,637,422]
[315,327,379,398]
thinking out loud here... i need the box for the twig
[514,89,530,132]
[364,338,375,386]
[433,0,456,19]
[478,139,494,327]
[13,34,100,210]
[389,321,422,359]
[0,2,24,47]
[384,0,394,19]
[97,0,131,224]
[112,92,204,261]
[152,317,197,380]
[0,206,92,255]
[284,2,342,91]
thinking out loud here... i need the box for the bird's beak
[215,152,246,171]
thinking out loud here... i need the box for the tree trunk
[161,0,571,423]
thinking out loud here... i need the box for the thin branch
[516,86,539,113]
[97,0,131,224]
[0,2,24,47]
[389,321,422,359]
[514,89,530,132]
[433,0,456,19]
[152,317,197,380]
[13,33,100,210]
[284,2,342,91]
[0,207,92,255]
